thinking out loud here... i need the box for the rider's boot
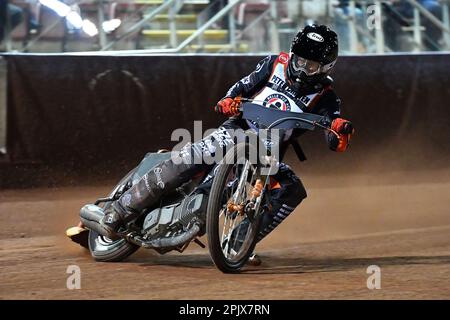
[99,201,140,238]
[66,221,89,248]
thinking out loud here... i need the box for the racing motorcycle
[75,102,334,273]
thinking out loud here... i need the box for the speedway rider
[95,24,354,264]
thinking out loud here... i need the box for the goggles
[290,55,323,76]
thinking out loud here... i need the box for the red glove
[329,118,354,152]
[331,118,354,135]
[214,97,241,117]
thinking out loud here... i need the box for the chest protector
[252,52,323,113]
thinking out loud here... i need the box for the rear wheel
[88,169,140,262]
[206,143,263,273]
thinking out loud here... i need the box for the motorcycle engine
[142,193,207,239]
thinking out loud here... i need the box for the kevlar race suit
[108,52,344,243]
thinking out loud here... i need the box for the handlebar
[239,101,339,137]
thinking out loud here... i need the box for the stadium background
[1,0,449,299]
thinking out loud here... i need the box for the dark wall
[1,53,449,187]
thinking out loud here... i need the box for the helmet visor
[291,55,322,76]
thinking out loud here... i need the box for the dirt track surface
[1,170,450,299]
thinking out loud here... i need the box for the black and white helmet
[287,24,338,84]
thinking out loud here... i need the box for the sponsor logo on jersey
[270,75,297,97]
[271,75,284,86]
[264,93,291,111]
[270,75,311,107]
[279,54,289,64]
[299,95,311,105]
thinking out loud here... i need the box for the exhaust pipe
[79,204,115,238]
[129,223,201,249]
[80,204,201,249]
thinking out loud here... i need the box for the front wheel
[206,143,263,273]
[88,169,140,262]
